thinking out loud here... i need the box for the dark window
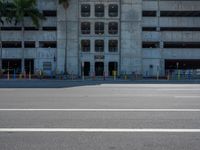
[81,40,90,52]
[42,27,57,31]
[109,22,118,34]
[39,41,57,48]
[95,22,104,35]
[160,11,200,17]
[24,27,38,31]
[142,27,157,31]
[95,4,104,17]
[143,11,157,17]
[1,27,22,31]
[160,27,200,31]
[142,42,160,48]
[43,10,57,17]
[109,40,118,52]
[81,4,90,17]
[109,4,118,17]
[81,22,90,34]
[95,40,104,52]
[164,42,200,48]
[24,41,35,48]
[2,41,22,48]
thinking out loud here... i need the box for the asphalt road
[0,80,200,150]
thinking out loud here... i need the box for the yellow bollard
[113,71,116,80]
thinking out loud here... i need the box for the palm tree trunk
[64,8,67,74]
[21,19,25,74]
[0,23,2,71]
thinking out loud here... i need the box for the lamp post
[176,62,180,80]
[54,54,57,77]
[157,65,160,80]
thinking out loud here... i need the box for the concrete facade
[0,0,200,77]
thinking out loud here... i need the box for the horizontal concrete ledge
[0,128,200,133]
[0,109,200,112]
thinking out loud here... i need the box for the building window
[1,27,22,31]
[81,22,90,34]
[39,41,57,48]
[142,27,157,31]
[43,10,57,17]
[24,27,38,31]
[109,4,118,17]
[81,4,90,17]
[95,4,104,17]
[164,42,200,48]
[81,40,90,52]
[43,62,52,71]
[142,11,157,17]
[24,41,35,48]
[95,22,104,35]
[2,41,22,48]
[95,40,104,52]
[109,40,118,52]
[160,11,200,17]
[109,22,118,34]
[43,27,57,31]
[142,42,160,48]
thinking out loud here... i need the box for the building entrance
[95,62,104,76]
[109,62,118,76]
[2,59,21,74]
[83,62,90,76]
[25,59,34,74]
[165,59,200,70]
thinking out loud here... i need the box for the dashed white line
[0,128,200,133]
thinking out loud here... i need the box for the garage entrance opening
[95,62,104,76]
[109,62,118,76]
[83,62,90,76]
[25,59,34,74]
[165,59,200,70]
[2,59,21,74]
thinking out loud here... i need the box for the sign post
[7,62,10,80]
[82,62,84,80]
[176,62,180,80]
[156,65,159,80]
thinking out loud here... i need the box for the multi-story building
[0,0,200,77]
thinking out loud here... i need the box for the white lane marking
[175,96,200,98]
[0,128,200,133]
[0,109,200,112]
[157,89,200,91]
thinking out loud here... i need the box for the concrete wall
[121,0,142,75]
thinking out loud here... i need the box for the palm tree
[59,0,69,10]
[0,0,4,71]
[0,0,12,71]
[11,0,45,74]
[59,0,69,74]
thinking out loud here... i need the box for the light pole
[176,62,180,80]
[157,65,160,80]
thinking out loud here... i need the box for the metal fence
[166,69,200,80]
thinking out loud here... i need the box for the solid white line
[175,96,200,98]
[157,89,200,91]
[0,128,200,133]
[0,109,200,112]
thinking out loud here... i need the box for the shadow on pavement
[0,79,200,88]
